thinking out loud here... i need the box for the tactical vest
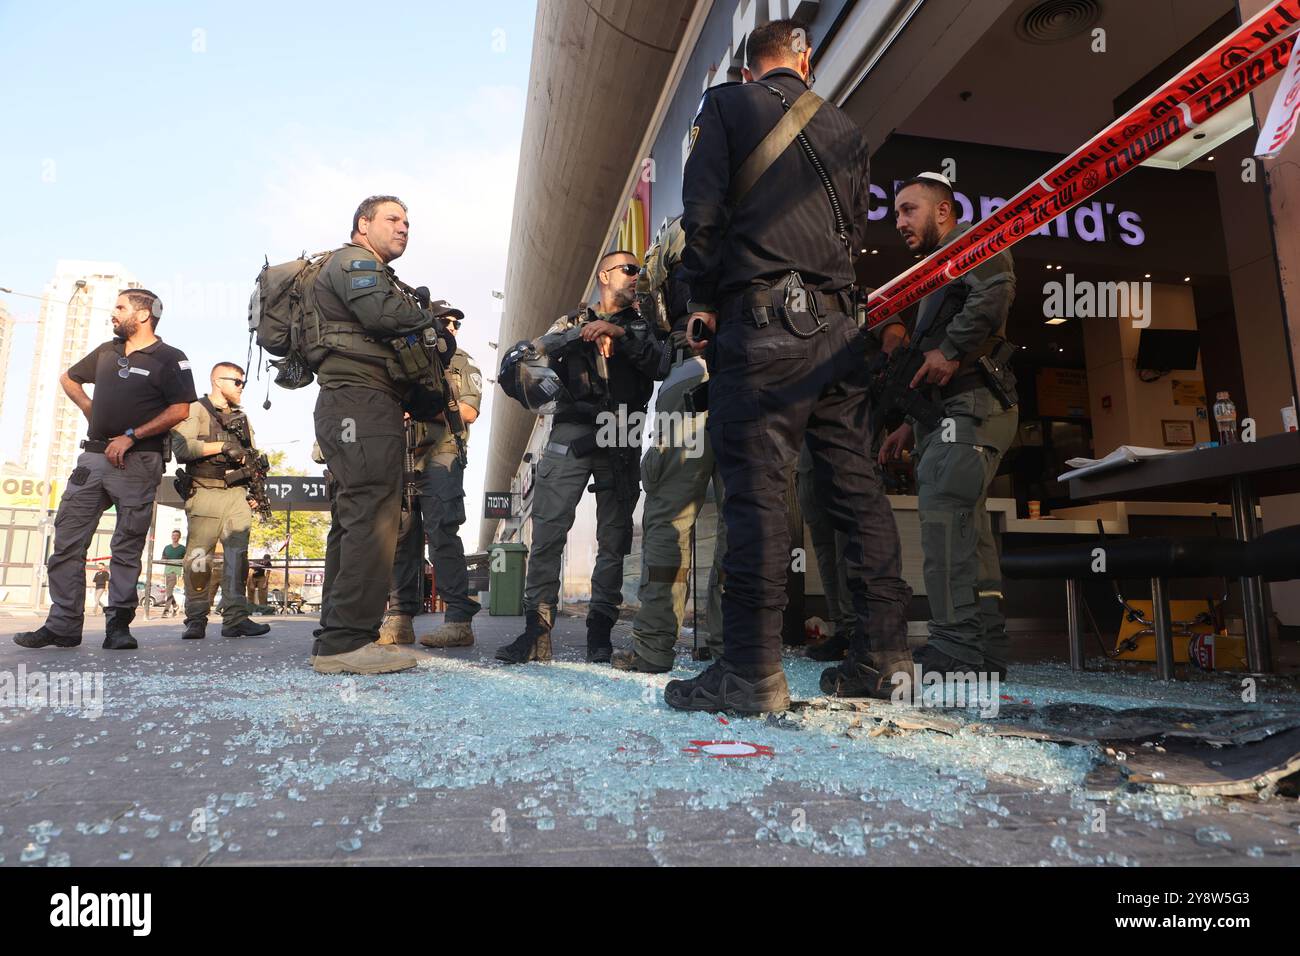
[305,249,409,371]
[189,398,242,479]
[915,281,1008,399]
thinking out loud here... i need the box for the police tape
[864,1,1300,329]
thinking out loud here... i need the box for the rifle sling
[728,90,824,207]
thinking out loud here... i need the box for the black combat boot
[13,624,81,648]
[664,660,791,714]
[913,643,985,679]
[585,613,614,663]
[222,620,270,637]
[819,644,912,699]
[806,632,849,662]
[181,619,206,640]
[103,608,138,650]
[495,611,552,664]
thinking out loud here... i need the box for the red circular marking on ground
[681,740,775,759]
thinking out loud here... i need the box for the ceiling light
[1058,347,1065,353]
[1045,317,1068,325]
[1144,273,1151,278]
[1184,276,1191,282]
[1046,264,1053,270]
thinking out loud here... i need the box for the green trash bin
[488,542,528,616]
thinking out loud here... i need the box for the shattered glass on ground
[1,614,1298,866]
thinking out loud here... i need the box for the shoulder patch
[177,360,191,370]
[345,258,380,272]
[350,274,379,290]
[469,372,483,391]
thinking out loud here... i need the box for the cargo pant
[523,419,640,630]
[390,453,481,622]
[708,308,911,677]
[796,442,855,640]
[913,385,1019,670]
[163,571,180,615]
[631,359,725,668]
[45,450,164,637]
[314,386,404,656]
[182,483,253,629]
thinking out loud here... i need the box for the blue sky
[0,0,535,533]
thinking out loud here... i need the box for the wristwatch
[124,428,136,441]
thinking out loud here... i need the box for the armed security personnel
[668,19,912,714]
[879,173,1019,680]
[497,250,664,665]
[15,290,197,651]
[378,327,484,648]
[171,362,271,640]
[311,194,458,676]
[615,217,726,673]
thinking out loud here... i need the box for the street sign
[484,492,514,519]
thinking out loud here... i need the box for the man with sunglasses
[15,289,197,651]
[378,314,484,648]
[170,362,272,640]
[496,250,665,664]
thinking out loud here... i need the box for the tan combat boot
[312,642,420,675]
[376,613,415,645]
[420,620,474,648]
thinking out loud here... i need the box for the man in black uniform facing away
[666,19,912,714]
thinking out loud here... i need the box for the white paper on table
[1057,445,1188,482]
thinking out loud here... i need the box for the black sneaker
[182,621,206,640]
[664,660,791,714]
[222,620,270,637]
[13,625,81,649]
[496,612,552,665]
[610,648,670,673]
[585,614,613,663]
[806,632,849,662]
[819,652,912,699]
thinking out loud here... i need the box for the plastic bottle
[1212,391,1238,444]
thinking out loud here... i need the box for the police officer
[666,19,912,713]
[879,173,1019,680]
[15,289,197,651]
[614,218,726,673]
[378,328,484,648]
[311,194,457,676]
[496,249,663,665]
[171,362,272,640]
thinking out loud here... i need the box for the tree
[249,450,330,559]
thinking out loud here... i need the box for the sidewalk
[1,611,1298,866]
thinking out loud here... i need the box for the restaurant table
[1068,431,1300,673]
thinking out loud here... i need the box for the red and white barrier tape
[864,1,1300,329]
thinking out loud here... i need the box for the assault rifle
[868,343,945,430]
[389,284,468,467]
[224,413,272,520]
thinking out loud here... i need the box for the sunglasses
[117,356,131,379]
[606,263,639,277]
[218,376,246,388]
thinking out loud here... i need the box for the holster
[976,339,1019,410]
[173,467,196,500]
